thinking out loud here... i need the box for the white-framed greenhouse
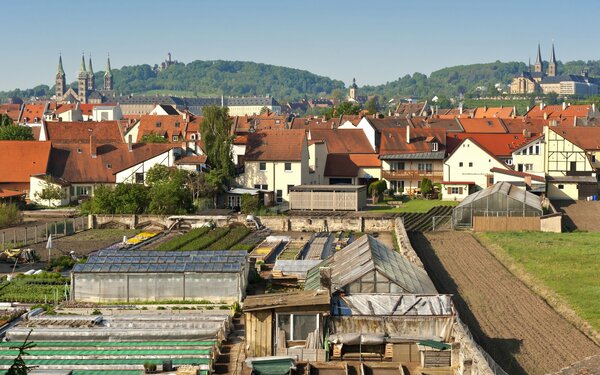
[453,182,543,228]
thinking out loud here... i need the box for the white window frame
[275,313,320,342]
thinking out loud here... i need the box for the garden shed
[243,291,330,361]
[452,181,543,229]
[71,250,248,303]
[288,185,367,211]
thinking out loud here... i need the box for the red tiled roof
[549,127,600,150]
[501,117,546,134]
[137,115,187,142]
[234,114,287,133]
[324,154,380,177]
[175,155,207,165]
[0,104,22,122]
[245,130,305,162]
[20,103,46,123]
[525,104,591,119]
[0,141,51,184]
[48,143,178,183]
[0,188,25,199]
[379,128,446,155]
[289,117,340,130]
[442,181,475,185]
[457,118,507,133]
[54,104,77,115]
[473,107,514,119]
[446,133,534,157]
[411,117,463,132]
[233,135,248,145]
[309,129,374,154]
[45,121,125,143]
[365,117,411,131]
[490,167,545,182]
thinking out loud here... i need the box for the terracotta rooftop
[137,114,187,142]
[45,121,125,143]
[457,118,508,133]
[289,117,340,130]
[20,103,46,123]
[490,167,545,182]
[446,133,536,157]
[380,128,446,155]
[245,130,305,162]
[365,117,411,131]
[48,143,178,183]
[0,104,22,122]
[0,141,51,184]
[473,106,514,119]
[309,129,374,154]
[174,155,207,165]
[234,114,287,133]
[550,127,600,150]
[324,154,381,177]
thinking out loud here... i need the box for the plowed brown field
[410,231,600,375]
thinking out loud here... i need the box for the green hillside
[3,59,600,103]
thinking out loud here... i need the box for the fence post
[1,232,4,250]
[35,226,38,244]
[64,219,67,236]
[46,223,49,238]
[24,227,27,246]
[12,230,16,248]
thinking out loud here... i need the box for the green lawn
[479,232,600,331]
[369,199,458,213]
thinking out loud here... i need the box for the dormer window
[155,122,161,128]
[175,122,180,128]
[190,134,197,141]
[106,163,112,169]
[431,142,438,152]
[77,148,82,154]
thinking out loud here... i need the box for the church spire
[80,53,86,73]
[535,43,542,65]
[105,55,112,76]
[103,55,114,91]
[57,54,65,77]
[88,54,94,75]
[534,43,543,74]
[550,43,556,64]
[87,54,95,91]
[548,42,557,77]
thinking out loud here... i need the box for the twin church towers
[55,54,113,104]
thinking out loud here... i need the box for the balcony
[382,169,443,181]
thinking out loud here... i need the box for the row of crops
[0,273,70,303]
[154,225,252,251]
[399,206,453,232]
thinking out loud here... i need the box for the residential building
[0,141,51,193]
[226,97,281,116]
[40,121,126,144]
[126,114,189,143]
[236,130,312,204]
[380,127,446,195]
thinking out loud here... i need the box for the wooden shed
[288,185,367,211]
[243,291,330,361]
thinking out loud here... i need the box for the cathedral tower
[534,43,543,74]
[55,55,66,102]
[87,55,95,91]
[103,56,113,91]
[78,54,88,103]
[548,43,557,77]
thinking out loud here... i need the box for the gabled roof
[490,167,545,182]
[395,102,427,116]
[245,130,305,162]
[45,121,125,143]
[379,128,446,156]
[137,115,187,142]
[309,129,374,154]
[174,155,207,165]
[411,117,464,132]
[457,182,542,212]
[20,103,46,123]
[0,141,51,183]
[48,143,178,183]
[364,117,411,131]
[289,117,340,131]
[446,133,534,157]
[324,154,381,177]
[473,106,514,119]
[233,114,287,133]
[305,235,436,294]
[0,188,26,199]
[457,118,508,133]
[549,127,600,150]
[0,104,22,122]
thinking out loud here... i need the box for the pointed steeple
[88,54,94,75]
[80,53,86,73]
[57,55,65,77]
[550,43,556,64]
[535,43,542,65]
[548,42,557,77]
[105,55,112,76]
[534,43,543,74]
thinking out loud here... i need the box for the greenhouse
[452,182,543,228]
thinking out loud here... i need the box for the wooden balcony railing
[382,170,443,181]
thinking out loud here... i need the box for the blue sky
[1,0,598,91]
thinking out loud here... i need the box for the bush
[0,203,22,228]
[206,226,250,250]
[421,178,433,196]
[91,308,102,315]
[241,194,260,214]
[368,180,387,203]
[46,255,76,272]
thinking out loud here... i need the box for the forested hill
[4,59,600,102]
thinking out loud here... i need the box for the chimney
[318,267,332,294]
[127,134,133,152]
[593,103,596,113]
[459,104,463,115]
[562,102,567,110]
[406,126,411,144]
[540,103,545,111]
[513,106,517,117]
[573,116,577,127]
[90,134,97,158]
[543,112,548,120]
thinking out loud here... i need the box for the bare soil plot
[554,200,600,231]
[410,231,600,375]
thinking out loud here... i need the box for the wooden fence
[0,216,88,250]
[473,216,540,232]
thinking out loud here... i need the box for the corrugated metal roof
[243,291,330,311]
[379,151,445,160]
[305,235,436,294]
[334,294,453,317]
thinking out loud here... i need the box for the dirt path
[410,231,600,375]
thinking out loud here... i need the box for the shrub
[421,178,433,196]
[0,203,22,228]
[241,194,260,214]
[91,308,102,315]
[368,180,387,203]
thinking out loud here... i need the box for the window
[135,173,144,184]
[172,135,179,142]
[276,189,283,203]
[570,161,577,172]
[459,162,463,167]
[155,122,161,128]
[525,164,533,171]
[287,184,294,194]
[190,134,197,141]
[431,142,438,152]
[468,162,473,167]
[418,163,432,172]
[276,313,318,342]
[175,122,180,128]
[254,184,268,190]
[259,162,267,171]
[451,187,459,194]
[558,184,564,190]
[106,163,112,169]
[506,159,513,165]
[75,185,91,196]
[284,162,292,172]
[534,144,540,155]
[392,162,405,171]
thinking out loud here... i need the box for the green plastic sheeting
[0,357,210,366]
[0,348,211,356]
[419,340,451,350]
[251,358,294,375]
[0,340,216,348]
